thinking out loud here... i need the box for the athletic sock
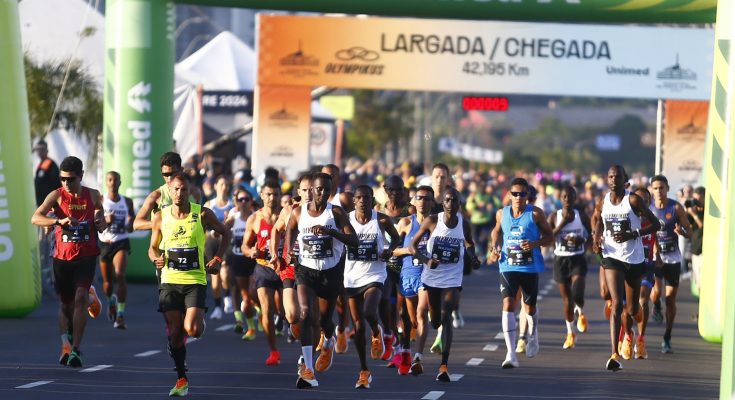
[664,329,672,342]
[61,334,70,346]
[502,311,517,353]
[527,311,538,337]
[117,302,125,315]
[414,352,422,361]
[234,311,243,323]
[302,346,314,371]
[171,345,187,380]
[574,305,583,315]
[565,320,574,334]
[246,317,256,331]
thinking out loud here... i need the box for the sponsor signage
[662,100,708,192]
[258,15,713,100]
[202,91,254,114]
[438,137,502,164]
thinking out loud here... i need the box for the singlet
[344,210,386,288]
[383,204,411,273]
[230,211,247,257]
[601,192,643,264]
[158,183,196,209]
[99,195,130,243]
[255,214,278,266]
[53,187,100,260]
[499,205,545,273]
[297,204,344,270]
[553,209,587,257]
[423,212,465,288]
[209,199,234,223]
[652,199,681,264]
[329,190,343,207]
[402,214,430,277]
[160,202,207,285]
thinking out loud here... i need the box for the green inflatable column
[0,0,41,317]
[104,0,175,281]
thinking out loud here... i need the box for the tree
[345,90,413,160]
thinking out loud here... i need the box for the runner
[149,172,232,397]
[548,185,591,349]
[344,185,401,388]
[394,185,434,376]
[489,178,553,369]
[633,186,657,360]
[411,187,480,381]
[284,172,358,389]
[591,165,660,371]
[223,188,257,338]
[98,171,135,329]
[242,180,284,366]
[648,175,692,353]
[31,156,106,368]
[204,176,235,320]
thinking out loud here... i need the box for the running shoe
[562,332,576,349]
[209,306,223,320]
[371,326,385,360]
[452,311,465,329]
[398,351,411,375]
[576,312,588,333]
[297,355,305,375]
[604,300,612,321]
[355,370,372,389]
[107,294,118,321]
[515,338,526,354]
[315,336,335,372]
[316,331,325,351]
[436,364,450,382]
[169,377,189,397]
[430,335,442,354]
[67,350,83,368]
[621,334,634,360]
[59,341,71,365]
[114,315,127,330]
[381,333,395,360]
[502,354,520,369]
[409,358,424,376]
[233,321,244,334]
[526,334,539,358]
[662,338,673,353]
[223,296,234,314]
[387,351,401,368]
[87,286,101,319]
[297,367,318,389]
[335,327,349,354]
[652,307,664,323]
[241,328,256,341]
[635,336,648,359]
[606,353,622,371]
[265,350,281,366]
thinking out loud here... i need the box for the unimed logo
[0,158,14,262]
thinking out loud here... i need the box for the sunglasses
[60,176,77,182]
[510,191,528,198]
[415,195,432,201]
[312,186,327,192]
[161,172,175,177]
[236,197,251,203]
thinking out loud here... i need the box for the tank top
[344,210,386,288]
[423,212,465,288]
[209,199,234,222]
[99,195,130,243]
[329,190,343,207]
[601,192,643,264]
[553,209,587,257]
[255,214,277,266]
[402,214,429,277]
[652,199,681,263]
[231,211,247,256]
[53,187,100,260]
[499,205,545,273]
[160,203,207,285]
[297,204,344,270]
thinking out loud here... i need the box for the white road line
[449,374,464,381]
[544,284,554,290]
[539,290,549,296]
[494,332,504,339]
[483,344,499,351]
[80,364,113,373]
[216,324,235,332]
[466,358,484,366]
[537,295,544,301]
[16,381,53,389]
[134,350,161,357]
[187,337,199,344]
[422,391,445,400]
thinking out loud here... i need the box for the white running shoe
[502,354,520,369]
[223,296,234,314]
[452,311,465,329]
[209,306,223,320]
[526,334,539,358]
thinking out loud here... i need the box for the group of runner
[31,153,693,396]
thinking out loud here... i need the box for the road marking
[483,344,499,351]
[134,350,161,357]
[187,337,199,344]
[537,295,544,301]
[544,283,554,290]
[80,364,113,373]
[216,324,235,332]
[16,381,53,389]
[495,332,504,339]
[539,290,549,296]
[449,374,464,381]
[422,391,445,400]
[466,358,484,366]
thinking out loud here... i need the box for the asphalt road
[1,262,720,399]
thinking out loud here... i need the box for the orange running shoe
[371,326,385,360]
[436,364,450,382]
[316,331,325,351]
[315,337,335,372]
[355,369,372,389]
[87,285,101,319]
[335,327,348,354]
[604,300,612,321]
[297,367,318,389]
[59,341,72,365]
[169,378,188,397]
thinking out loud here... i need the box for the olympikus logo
[300,225,336,234]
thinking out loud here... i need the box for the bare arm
[91,189,107,233]
[125,197,135,232]
[487,209,504,263]
[283,207,301,265]
[410,215,437,267]
[591,197,605,254]
[673,202,692,239]
[133,189,161,231]
[378,212,401,261]
[31,191,62,227]
[462,218,481,268]
[327,207,359,248]
[630,194,661,237]
[241,213,261,259]
[392,216,412,257]
[148,212,164,269]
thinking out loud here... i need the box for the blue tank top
[652,199,681,262]
[209,200,234,223]
[402,215,429,277]
[499,205,544,273]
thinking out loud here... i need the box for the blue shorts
[399,272,422,298]
[641,261,656,289]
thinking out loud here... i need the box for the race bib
[431,237,461,264]
[559,232,583,253]
[412,236,429,266]
[109,216,127,234]
[302,235,334,259]
[61,221,91,243]
[167,247,200,271]
[604,217,631,237]
[232,237,243,256]
[656,231,677,253]
[507,239,534,266]
[348,239,379,261]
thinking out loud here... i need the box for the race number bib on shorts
[507,239,534,266]
[348,239,379,261]
[167,247,200,271]
[302,235,334,259]
[61,221,91,243]
[430,237,461,263]
[604,217,631,237]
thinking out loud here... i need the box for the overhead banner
[252,85,311,180]
[258,15,713,100]
[202,90,253,114]
[178,0,717,24]
[662,100,709,192]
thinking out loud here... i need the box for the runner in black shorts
[224,187,256,337]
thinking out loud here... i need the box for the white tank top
[553,209,588,257]
[601,192,643,264]
[231,211,247,256]
[423,212,465,288]
[344,210,386,288]
[297,204,344,270]
[329,190,343,207]
[99,195,130,242]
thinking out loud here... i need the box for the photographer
[687,187,705,294]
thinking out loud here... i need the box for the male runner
[633,186,657,359]
[149,172,231,396]
[98,171,135,329]
[411,187,480,381]
[223,188,256,337]
[31,156,106,367]
[204,176,234,319]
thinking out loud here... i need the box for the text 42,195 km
[462,62,529,77]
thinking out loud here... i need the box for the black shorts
[499,271,539,306]
[601,257,645,283]
[655,262,681,288]
[53,256,97,305]
[295,264,342,300]
[254,264,283,290]
[99,239,131,263]
[346,282,383,298]
[553,255,587,284]
[382,268,400,301]
[228,254,256,277]
[158,283,207,313]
